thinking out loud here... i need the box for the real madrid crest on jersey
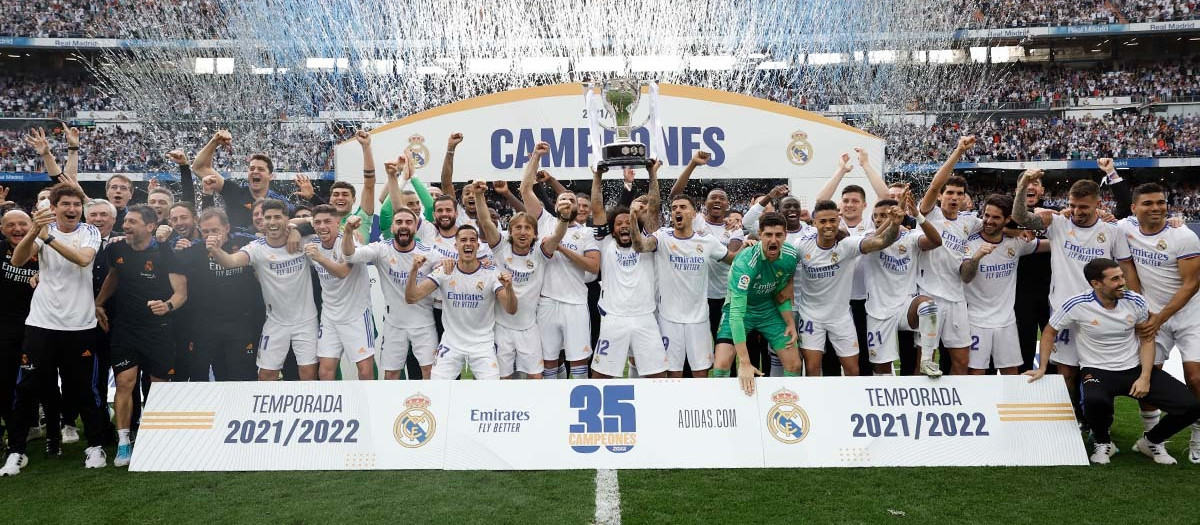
[394,393,436,448]
[830,252,839,263]
[1157,239,1168,251]
[1006,247,1016,257]
[475,280,484,291]
[526,260,534,269]
[1097,233,1106,243]
[766,388,810,444]
[786,130,813,166]
[406,134,431,170]
[896,244,907,255]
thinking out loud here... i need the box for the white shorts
[658,317,714,372]
[495,324,544,376]
[969,324,1022,370]
[258,318,318,370]
[1047,306,1078,367]
[431,341,500,380]
[922,292,972,349]
[866,311,916,365]
[1155,313,1200,364]
[317,310,376,363]
[796,312,859,358]
[537,298,593,362]
[592,314,668,378]
[379,323,438,370]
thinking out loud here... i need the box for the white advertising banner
[132,376,1086,471]
[333,83,885,205]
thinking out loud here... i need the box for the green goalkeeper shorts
[715,303,794,352]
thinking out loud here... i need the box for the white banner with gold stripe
[130,376,1086,471]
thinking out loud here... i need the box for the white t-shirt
[693,215,745,299]
[1045,214,1131,308]
[26,222,102,331]
[863,229,924,319]
[427,263,503,348]
[240,238,317,325]
[1049,290,1149,371]
[347,239,441,329]
[493,239,553,330]
[414,218,438,245]
[597,235,657,316]
[917,207,982,302]
[1118,218,1200,317]
[841,217,872,301]
[312,236,372,324]
[538,211,598,305]
[653,229,728,324]
[962,234,1039,328]
[793,233,865,323]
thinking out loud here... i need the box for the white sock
[1191,422,1200,442]
[570,365,589,379]
[770,354,784,378]
[557,363,568,379]
[1141,409,1161,432]
[916,301,940,362]
[118,429,131,446]
[542,367,558,379]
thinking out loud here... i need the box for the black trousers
[192,317,260,381]
[1081,366,1200,444]
[0,322,23,446]
[1015,290,1051,373]
[7,327,109,454]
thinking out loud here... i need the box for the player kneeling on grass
[713,212,799,395]
[1027,258,1200,465]
[406,225,516,380]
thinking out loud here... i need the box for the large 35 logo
[568,385,637,454]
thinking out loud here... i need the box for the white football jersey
[26,222,102,331]
[962,235,1038,328]
[347,240,441,329]
[240,238,317,325]
[917,207,981,302]
[793,233,865,323]
[863,229,924,319]
[427,228,493,264]
[653,229,728,324]
[1045,214,1131,308]
[312,236,372,324]
[692,215,745,299]
[429,263,503,347]
[1050,290,1149,371]
[1118,218,1200,316]
[538,211,598,305]
[493,239,552,330]
[414,218,438,245]
[598,235,657,316]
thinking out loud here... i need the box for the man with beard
[345,207,441,380]
[588,168,667,379]
[794,200,903,377]
[1012,167,1134,422]
[160,202,202,381]
[95,205,187,467]
[207,199,318,381]
[960,195,1046,375]
[630,194,737,378]
[3,184,110,475]
[713,212,797,395]
[1118,183,1200,462]
[1,211,39,456]
[521,143,600,380]
[308,205,375,381]
[194,130,292,232]
[1027,258,1200,465]
[179,208,262,381]
[475,182,573,379]
[916,136,983,376]
[405,226,516,380]
[1013,170,1056,373]
[332,130,377,243]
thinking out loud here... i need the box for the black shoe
[45,440,62,458]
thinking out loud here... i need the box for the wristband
[167,301,175,312]
[44,235,56,245]
[914,211,926,225]
[67,146,79,151]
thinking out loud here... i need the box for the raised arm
[541,200,574,257]
[590,167,607,227]
[492,180,525,214]
[341,216,363,258]
[440,133,463,200]
[23,128,65,184]
[1098,158,1132,220]
[628,203,658,253]
[920,135,975,215]
[859,206,903,253]
[405,255,439,303]
[63,127,81,190]
[167,149,195,204]
[668,150,711,198]
[355,130,376,216]
[192,129,230,187]
[496,272,518,315]
[643,159,662,232]
[815,152,853,203]
[1012,169,1056,230]
[855,147,889,201]
[520,142,550,219]
[959,241,996,283]
[470,181,502,248]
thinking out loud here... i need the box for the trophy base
[597,141,652,172]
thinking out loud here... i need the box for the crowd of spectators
[966,0,1196,28]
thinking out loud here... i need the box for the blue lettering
[681,126,702,162]
[515,129,537,168]
[491,129,513,169]
[703,127,726,166]
[541,128,575,167]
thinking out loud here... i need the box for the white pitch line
[594,469,622,525]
